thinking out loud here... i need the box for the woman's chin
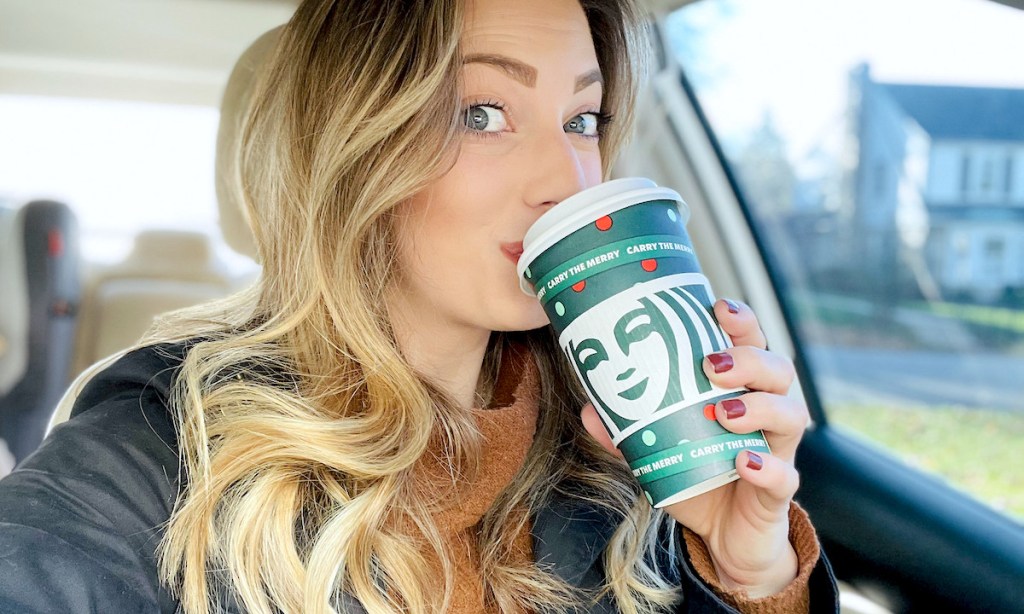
[494,302,550,332]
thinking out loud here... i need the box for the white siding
[927,143,962,203]
[935,223,1024,296]
[1012,148,1024,203]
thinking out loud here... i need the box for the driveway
[804,345,1024,412]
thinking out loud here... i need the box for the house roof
[882,83,1024,142]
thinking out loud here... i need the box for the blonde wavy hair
[151,0,683,612]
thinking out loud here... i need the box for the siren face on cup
[571,297,673,420]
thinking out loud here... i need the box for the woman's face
[393,0,605,334]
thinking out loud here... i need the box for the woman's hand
[580,299,808,598]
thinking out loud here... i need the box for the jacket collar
[531,491,623,599]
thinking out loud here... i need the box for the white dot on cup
[667,208,678,222]
[555,302,565,316]
[645,491,653,505]
[525,266,532,278]
[642,430,656,446]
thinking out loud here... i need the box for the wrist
[709,543,799,599]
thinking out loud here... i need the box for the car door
[629,0,1024,611]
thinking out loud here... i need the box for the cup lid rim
[516,178,686,294]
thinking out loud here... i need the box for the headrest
[215,26,284,262]
[109,230,228,286]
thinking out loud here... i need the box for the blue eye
[564,113,600,136]
[464,104,508,133]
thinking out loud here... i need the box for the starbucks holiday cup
[517,177,770,508]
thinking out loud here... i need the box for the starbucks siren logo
[560,273,730,438]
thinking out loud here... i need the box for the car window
[0,95,253,273]
[666,0,1024,523]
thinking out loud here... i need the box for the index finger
[714,299,768,350]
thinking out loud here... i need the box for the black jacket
[0,344,838,612]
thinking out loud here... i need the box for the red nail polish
[746,451,763,470]
[707,352,734,373]
[722,398,746,419]
[725,299,740,314]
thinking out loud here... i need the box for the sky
[666,0,1024,168]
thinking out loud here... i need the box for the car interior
[1,0,1022,612]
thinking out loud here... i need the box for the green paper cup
[517,178,769,507]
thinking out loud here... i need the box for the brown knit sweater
[418,347,817,613]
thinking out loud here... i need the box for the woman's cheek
[514,292,550,330]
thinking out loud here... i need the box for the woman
[0,0,837,612]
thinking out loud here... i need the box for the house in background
[850,64,1024,303]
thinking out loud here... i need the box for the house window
[985,236,1005,263]
[1006,155,1015,197]
[980,158,995,194]
[964,149,1011,202]
[960,153,971,195]
[980,236,1006,290]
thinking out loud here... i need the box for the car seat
[70,229,236,376]
[0,200,80,464]
[48,27,283,433]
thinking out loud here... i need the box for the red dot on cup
[572,280,586,292]
[595,215,613,231]
[703,404,717,421]
[641,259,658,272]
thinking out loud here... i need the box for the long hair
[151,0,681,612]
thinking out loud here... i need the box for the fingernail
[746,451,764,470]
[722,398,746,419]
[706,352,734,373]
[725,299,740,314]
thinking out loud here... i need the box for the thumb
[581,403,625,460]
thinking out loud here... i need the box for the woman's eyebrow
[463,53,603,93]
[464,53,536,87]
[574,68,603,93]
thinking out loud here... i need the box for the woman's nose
[523,131,592,209]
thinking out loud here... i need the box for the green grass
[786,294,872,328]
[908,300,1024,335]
[829,404,1024,523]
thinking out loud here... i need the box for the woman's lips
[501,241,524,264]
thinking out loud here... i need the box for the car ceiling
[0,0,1020,107]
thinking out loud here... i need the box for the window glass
[667,0,1024,521]
[0,95,252,272]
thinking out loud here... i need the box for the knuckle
[782,396,808,431]
[788,466,801,495]
[773,352,796,383]
[794,399,810,424]
[768,458,799,496]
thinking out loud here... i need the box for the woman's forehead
[461,0,594,56]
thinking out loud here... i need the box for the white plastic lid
[517,177,688,295]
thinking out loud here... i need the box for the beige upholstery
[0,206,29,396]
[71,230,234,376]
[216,26,283,262]
[57,230,233,430]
